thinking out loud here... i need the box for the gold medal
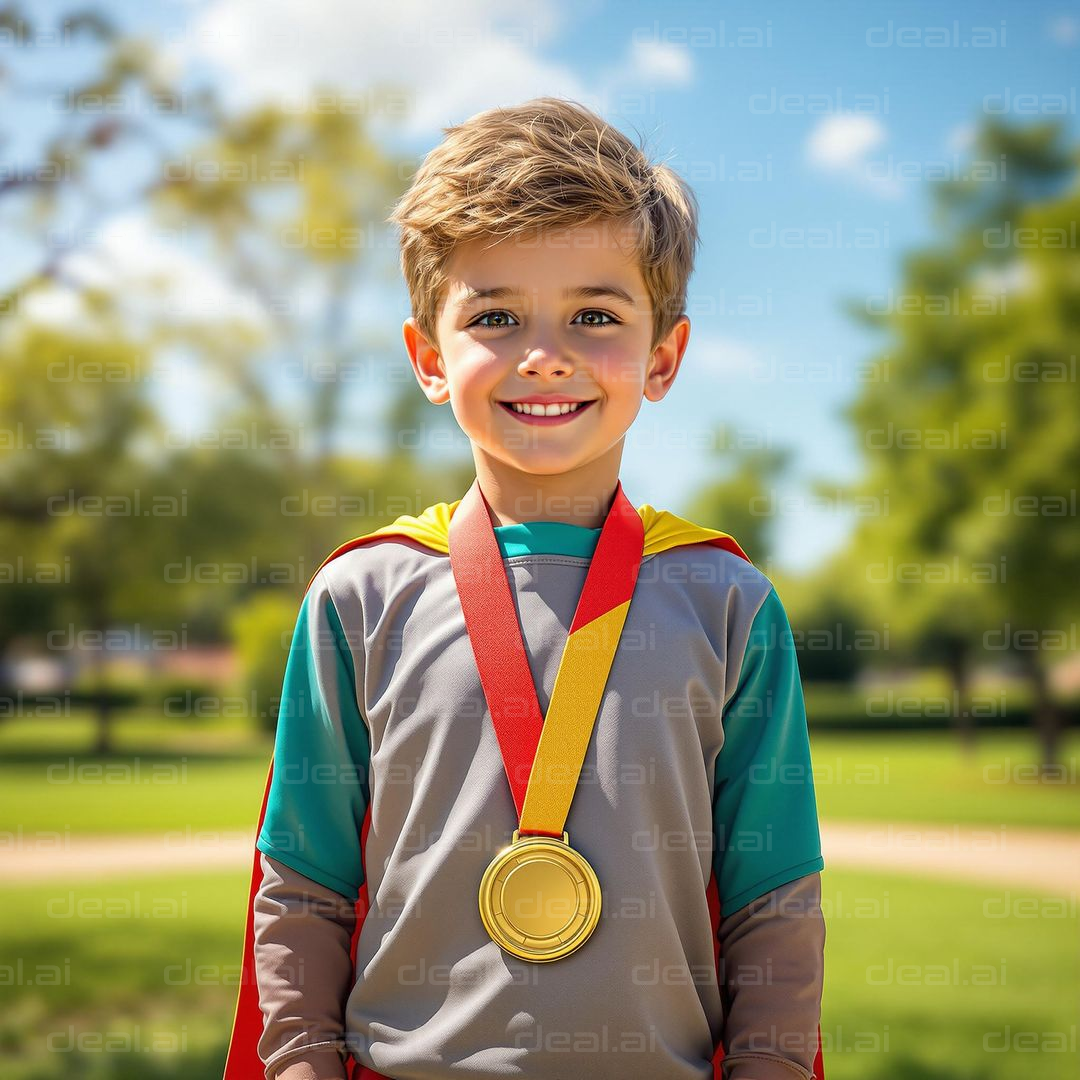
[449,479,644,962]
[478,831,602,962]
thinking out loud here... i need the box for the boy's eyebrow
[455,284,637,308]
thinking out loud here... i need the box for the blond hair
[388,96,700,353]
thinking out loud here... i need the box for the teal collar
[492,520,601,559]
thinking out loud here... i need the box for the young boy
[223,97,826,1080]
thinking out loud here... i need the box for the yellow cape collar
[310,497,750,589]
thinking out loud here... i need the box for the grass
[0,869,249,1080]
[809,730,1080,830]
[1,754,270,836]
[0,713,272,836]
[2,712,1078,836]
[0,866,1075,1079]
[2,708,1076,1078]
[818,867,1079,1079]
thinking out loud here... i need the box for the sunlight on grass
[0,867,1075,1079]
[3,713,1077,835]
[820,867,1078,1079]
[810,731,1080,830]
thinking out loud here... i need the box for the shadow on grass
[850,1055,997,1080]
[22,1041,229,1080]
[25,1046,1006,1080]
[0,748,270,767]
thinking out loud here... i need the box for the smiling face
[403,219,690,526]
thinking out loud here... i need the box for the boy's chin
[480,451,597,476]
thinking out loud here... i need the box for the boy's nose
[519,346,574,378]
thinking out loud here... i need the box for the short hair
[388,96,700,354]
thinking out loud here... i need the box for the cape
[221,494,825,1080]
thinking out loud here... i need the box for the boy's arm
[717,873,825,1080]
[254,853,354,1080]
[253,570,372,1080]
[713,584,826,1079]
[272,1061,346,1080]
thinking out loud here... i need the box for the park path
[6,821,1080,897]
[820,820,1080,898]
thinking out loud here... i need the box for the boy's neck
[473,452,623,530]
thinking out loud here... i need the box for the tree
[839,118,1080,767]
[0,6,466,749]
[682,422,793,569]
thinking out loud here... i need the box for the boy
[223,97,826,1080]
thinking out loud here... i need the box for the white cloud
[627,40,694,85]
[22,287,86,327]
[692,335,761,378]
[60,212,270,330]
[946,122,976,154]
[805,113,902,200]
[970,259,1035,296]
[176,0,693,138]
[806,114,886,170]
[1048,16,1079,45]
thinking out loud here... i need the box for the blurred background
[1,1,1077,1077]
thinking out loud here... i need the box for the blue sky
[6,0,1079,571]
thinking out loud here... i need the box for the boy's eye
[471,310,519,329]
[573,309,619,326]
[469,309,619,329]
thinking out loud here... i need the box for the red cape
[222,505,824,1080]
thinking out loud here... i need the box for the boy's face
[403,219,689,497]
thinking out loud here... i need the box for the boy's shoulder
[306,495,777,613]
[634,501,767,587]
[305,498,462,599]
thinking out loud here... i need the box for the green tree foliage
[840,119,1080,767]
[0,11,469,749]
[682,422,792,568]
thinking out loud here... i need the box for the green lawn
[3,707,1075,1078]
[2,713,1077,835]
[0,866,1074,1079]
[810,730,1080,830]
[0,713,272,835]
[0,869,249,1080]
[819,867,1078,1079]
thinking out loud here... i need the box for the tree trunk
[1020,647,1061,773]
[944,637,976,759]
[89,589,113,756]
[91,645,113,755]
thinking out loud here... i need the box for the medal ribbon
[448,477,644,838]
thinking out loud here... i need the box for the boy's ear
[403,316,450,405]
[644,314,691,403]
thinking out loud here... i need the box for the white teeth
[508,401,587,416]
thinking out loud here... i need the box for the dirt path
[6,822,1080,897]
[820,820,1080,898]
[5,830,260,881]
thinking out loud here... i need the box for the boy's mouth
[497,399,598,425]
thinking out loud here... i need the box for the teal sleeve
[713,586,824,918]
[256,575,371,901]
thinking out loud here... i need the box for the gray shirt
[252,520,826,1079]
